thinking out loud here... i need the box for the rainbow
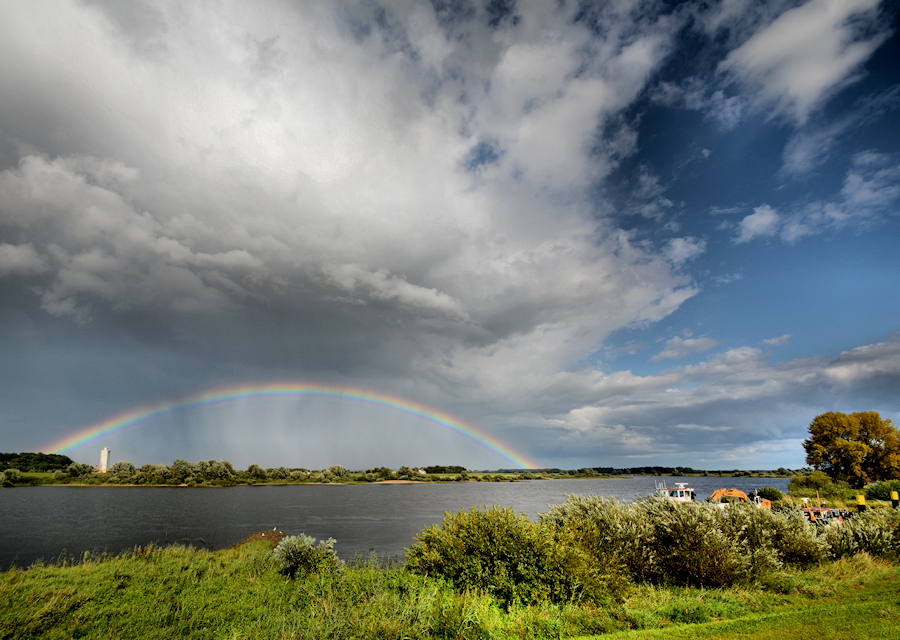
[43,382,539,469]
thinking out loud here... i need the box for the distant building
[100,448,110,473]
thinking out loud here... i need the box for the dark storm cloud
[0,1,898,469]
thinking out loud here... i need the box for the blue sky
[1,0,898,471]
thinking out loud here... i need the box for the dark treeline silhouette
[1,452,74,472]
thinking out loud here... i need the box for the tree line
[0,452,74,472]
[0,461,484,486]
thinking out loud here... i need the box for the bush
[269,466,289,480]
[541,494,654,582]
[788,471,855,500]
[821,509,900,561]
[2,468,23,485]
[865,480,900,501]
[790,470,831,489]
[643,498,748,586]
[273,534,342,578]
[541,494,829,588]
[405,506,620,609]
[759,508,827,567]
[109,461,136,477]
[67,462,93,477]
[757,486,783,502]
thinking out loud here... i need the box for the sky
[1,0,899,471]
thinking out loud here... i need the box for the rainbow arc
[44,382,538,469]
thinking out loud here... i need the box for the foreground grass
[575,556,900,639]
[1,541,897,640]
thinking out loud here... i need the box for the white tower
[100,448,110,473]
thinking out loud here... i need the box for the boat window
[678,491,683,497]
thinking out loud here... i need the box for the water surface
[0,476,789,569]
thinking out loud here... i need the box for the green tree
[2,468,23,485]
[246,463,268,479]
[207,460,232,479]
[327,465,348,478]
[803,411,900,488]
[270,466,289,480]
[170,459,193,483]
[67,462,94,477]
[373,466,393,480]
[109,461,136,477]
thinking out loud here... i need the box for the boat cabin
[656,482,695,502]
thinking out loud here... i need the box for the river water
[0,476,789,570]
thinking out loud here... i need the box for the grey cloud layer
[0,1,695,346]
[0,0,897,468]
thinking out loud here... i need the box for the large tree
[803,411,900,488]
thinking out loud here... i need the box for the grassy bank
[5,491,900,640]
[1,540,897,640]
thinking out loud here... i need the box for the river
[0,476,789,570]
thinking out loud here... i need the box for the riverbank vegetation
[3,494,899,639]
[1,456,799,489]
[1,460,614,487]
[0,452,74,473]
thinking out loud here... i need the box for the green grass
[579,555,900,640]
[574,556,900,639]
[2,541,898,639]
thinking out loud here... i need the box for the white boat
[656,481,695,502]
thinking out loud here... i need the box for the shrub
[273,534,342,578]
[757,486,783,502]
[865,480,900,501]
[541,494,654,583]
[643,498,747,586]
[821,509,900,561]
[544,495,752,587]
[109,461,136,477]
[405,506,620,609]
[246,464,268,479]
[790,470,831,489]
[541,494,829,588]
[67,462,93,477]
[2,468,23,485]
[269,466,289,480]
[760,508,827,567]
[788,471,855,500]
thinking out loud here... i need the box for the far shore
[23,478,435,488]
